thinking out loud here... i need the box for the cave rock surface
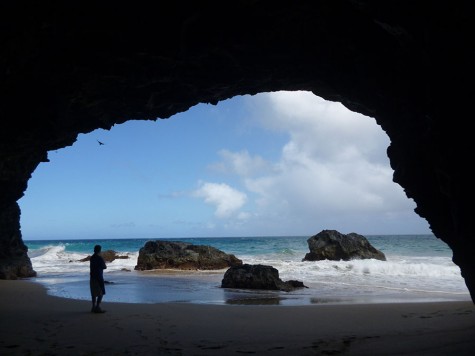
[0,2,474,302]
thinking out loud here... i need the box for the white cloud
[248,91,390,164]
[193,182,247,218]
[212,149,272,177]
[241,91,404,213]
[204,90,428,235]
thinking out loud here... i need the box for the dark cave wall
[1,1,474,300]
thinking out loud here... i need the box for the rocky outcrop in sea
[134,240,243,271]
[302,229,386,262]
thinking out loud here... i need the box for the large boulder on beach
[221,264,308,292]
[134,240,243,271]
[303,230,386,262]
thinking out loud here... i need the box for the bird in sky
[97,140,105,146]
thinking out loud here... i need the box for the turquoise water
[25,234,471,305]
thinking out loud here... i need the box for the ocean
[25,235,471,306]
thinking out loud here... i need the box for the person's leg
[90,279,96,311]
[94,295,105,313]
[94,280,105,312]
[91,296,97,312]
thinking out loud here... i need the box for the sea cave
[0,1,474,303]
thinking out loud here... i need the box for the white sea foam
[29,246,140,275]
[238,254,467,296]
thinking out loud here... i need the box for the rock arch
[1,1,474,302]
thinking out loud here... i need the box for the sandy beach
[1,280,475,355]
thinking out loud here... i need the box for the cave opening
[1,3,474,353]
[19,91,430,241]
[17,91,470,305]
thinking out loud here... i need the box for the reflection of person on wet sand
[90,244,107,313]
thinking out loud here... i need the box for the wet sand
[1,279,475,355]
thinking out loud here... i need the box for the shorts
[90,278,106,297]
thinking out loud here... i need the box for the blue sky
[19,91,432,240]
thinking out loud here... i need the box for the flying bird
[97,140,105,146]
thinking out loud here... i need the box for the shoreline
[31,269,472,306]
[1,280,475,355]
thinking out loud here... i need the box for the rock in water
[221,264,308,292]
[134,240,243,271]
[302,229,386,261]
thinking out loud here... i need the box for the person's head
[94,245,102,254]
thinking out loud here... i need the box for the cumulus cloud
[202,90,426,235]
[252,93,408,210]
[210,149,273,177]
[252,91,390,164]
[193,182,247,218]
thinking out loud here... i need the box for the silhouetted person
[90,244,107,313]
